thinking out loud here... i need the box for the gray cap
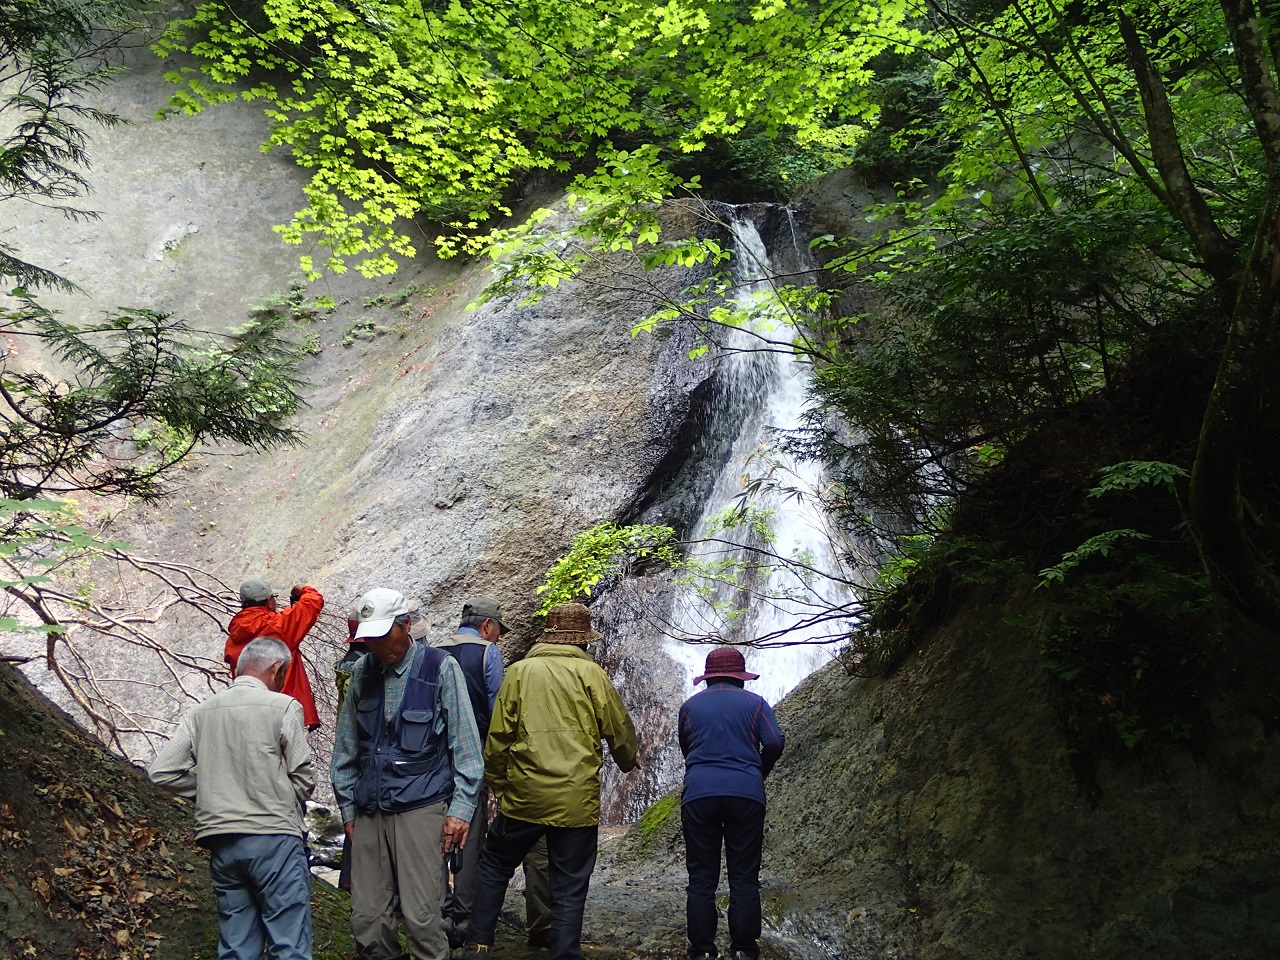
[407,599,430,641]
[461,595,509,634]
[240,577,274,606]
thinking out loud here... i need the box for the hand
[441,816,470,854]
[344,821,355,843]
[289,585,304,604]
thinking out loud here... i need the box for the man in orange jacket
[226,577,325,730]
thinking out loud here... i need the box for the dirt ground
[480,828,687,960]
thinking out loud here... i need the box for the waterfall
[661,210,852,705]
[598,204,859,822]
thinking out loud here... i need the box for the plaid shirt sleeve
[330,656,365,824]
[437,655,483,822]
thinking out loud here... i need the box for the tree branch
[1118,9,1240,294]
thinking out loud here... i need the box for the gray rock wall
[765,599,1280,960]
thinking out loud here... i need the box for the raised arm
[278,585,324,650]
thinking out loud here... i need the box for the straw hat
[539,603,602,645]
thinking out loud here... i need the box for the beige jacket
[148,676,314,842]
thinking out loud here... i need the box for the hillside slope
[765,589,1280,960]
[0,660,362,960]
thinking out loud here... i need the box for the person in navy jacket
[678,646,786,960]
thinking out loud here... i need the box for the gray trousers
[350,803,448,960]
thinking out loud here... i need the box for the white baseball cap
[354,588,409,640]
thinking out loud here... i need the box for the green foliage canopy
[159,0,1280,634]
[155,0,913,275]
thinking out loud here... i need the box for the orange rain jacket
[225,586,324,728]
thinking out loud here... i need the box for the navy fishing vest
[446,638,492,738]
[353,643,454,814]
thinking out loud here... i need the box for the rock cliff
[763,595,1280,959]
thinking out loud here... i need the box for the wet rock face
[762,613,1280,960]
[309,208,714,628]
[595,575,690,823]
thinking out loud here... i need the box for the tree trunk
[1189,188,1280,633]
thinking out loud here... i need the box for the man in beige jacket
[149,636,315,960]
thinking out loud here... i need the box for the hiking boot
[526,929,552,949]
[445,923,467,949]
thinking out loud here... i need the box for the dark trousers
[444,787,489,937]
[682,796,766,960]
[338,833,353,891]
[523,836,552,936]
[465,814,598,960]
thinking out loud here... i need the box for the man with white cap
[331,599,431,894]
[331,588,484,960]
[678,647,785,960]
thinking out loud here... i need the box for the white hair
[238,636,291,674]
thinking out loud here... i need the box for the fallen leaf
[113,929,130,947]
[32,876,51,902]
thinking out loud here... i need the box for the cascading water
[662,210,852,705]
[597,204,860,821]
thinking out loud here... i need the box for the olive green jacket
[484,644,637,827]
